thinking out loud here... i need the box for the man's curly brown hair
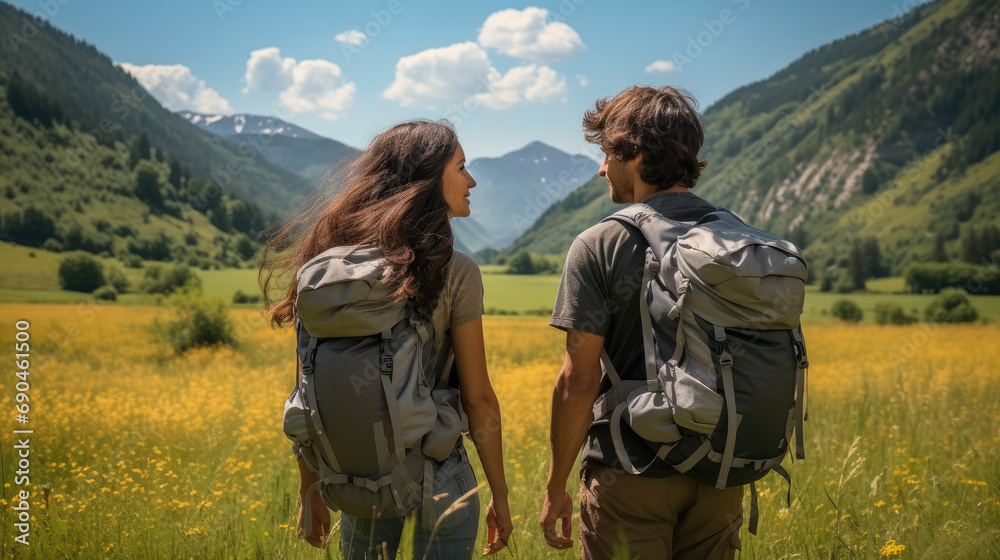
[583,85,707,189]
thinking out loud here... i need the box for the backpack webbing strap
[600,348,622,385]
[378,329,406,463]
[791,328,808,461]
[714,325,739,490]
[672,438,712,473]
[639,248,661,392]
[745,461,793,536]
[300,334,344,474]
[592,379,645,420]
[421,459,434,531]
[608,400,673,475]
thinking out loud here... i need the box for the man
[540,86,744,559]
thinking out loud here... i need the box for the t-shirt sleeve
[550,235,611,337]
[448,251,485,328]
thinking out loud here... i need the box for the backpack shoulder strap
[600,203,699,262]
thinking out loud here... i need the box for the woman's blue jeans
[339,443,480,560]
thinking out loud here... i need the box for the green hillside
[0,71,271,268]
[0,2,308,217]
[502,0,1000,286]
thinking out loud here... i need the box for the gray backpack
[282,246,465,535]
[595,205,809,534]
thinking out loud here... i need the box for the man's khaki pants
[579,467,744,560]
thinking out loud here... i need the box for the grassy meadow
[1,302,999,558]
[2,241,1000,557]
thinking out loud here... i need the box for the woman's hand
[298,481,331,548]
[482,495,513,556]
[297,456,331,548]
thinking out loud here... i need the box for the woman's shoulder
[448,249,481,277]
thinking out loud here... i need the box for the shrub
[107,267,129,293]
[873,303,917,325]
[160,291,235,352]
[831,299,864,323]
[58,253,106,292]
[141,264,202,295]
[41,237,63,252]
[232,290,262,304]
[122,254,144,268]
[92,285,117,302]
[924,288,979,323]
[505,251,560,275]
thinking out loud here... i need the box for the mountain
[465,142,598,249]
[179,112,359,185]
[0,3,309,217]
[179,112,324,139]
[503,0,1000,282]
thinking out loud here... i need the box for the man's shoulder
[575,218,631,250]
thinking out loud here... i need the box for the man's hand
[540,487,574,550]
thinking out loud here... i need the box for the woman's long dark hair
[260,120,457,327]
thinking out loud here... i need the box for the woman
[261,120,513,558]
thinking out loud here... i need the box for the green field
[5,242,1000,325]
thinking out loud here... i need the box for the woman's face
[442,143,477,218]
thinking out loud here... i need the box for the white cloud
[476,64,566,110]
[645,60,678,73]
[334,30,367,46]
[477,7,584,62]
[279,59,356,120]
[244,47,296,90]
[382,42,494,108]
[576,74,589,87]
[244,48,355,120]
[118,62,232,114]
[383,42,568,111]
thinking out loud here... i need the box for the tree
[960,226,980,263]
[505,251,535,275]
[58,254,106,293]
[168,158,183,189]
[134,162,166,214]
[931,233,947,263]
[847,244,867,290]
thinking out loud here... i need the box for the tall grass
[0,306,997,558]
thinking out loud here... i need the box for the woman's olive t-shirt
[430,250,485,386]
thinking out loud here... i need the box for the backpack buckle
[380,354,394,374]
[645,248,660,273]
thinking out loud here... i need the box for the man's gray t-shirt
[550,191,718,477]
[431,250,485,386]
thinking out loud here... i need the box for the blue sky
[8,0,927,161]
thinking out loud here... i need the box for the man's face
[599,151,638,204]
